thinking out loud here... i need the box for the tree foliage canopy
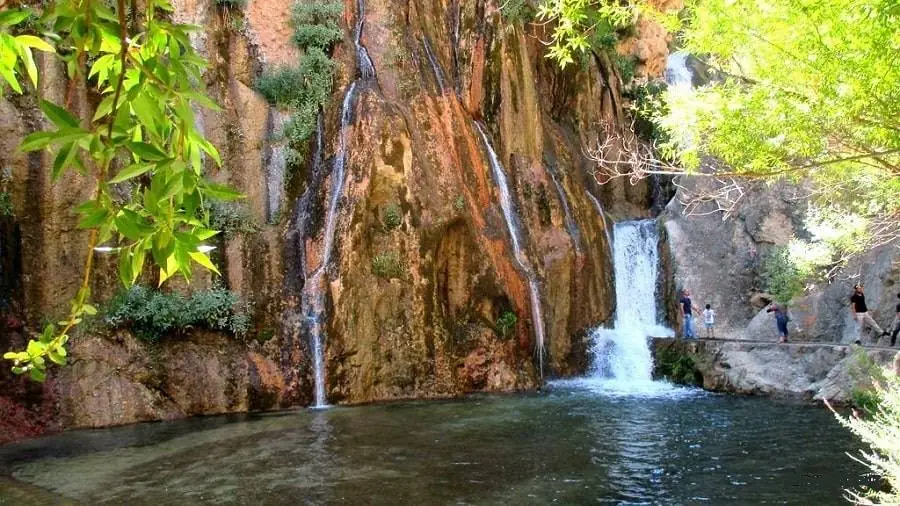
[540,0,900,267]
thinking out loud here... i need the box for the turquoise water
[0,382,869,505]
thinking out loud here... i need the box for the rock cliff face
[0,0,668,438]
[663,179,899,345]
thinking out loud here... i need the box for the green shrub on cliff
[291,1,343,49]
[761,246,808,304]
[104,286,250,342]
[496,311,518,339]
[255,1,341,171]
[371,252,404,279]
[848,346,888,414]
[832,374,900,504]
[656,346,702,386]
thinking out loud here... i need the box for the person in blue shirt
[680,289,700,339]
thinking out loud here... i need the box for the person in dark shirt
[680,289,700,339]
[850,283,888,344]
[890,293,900,347]
[766,302,790,343]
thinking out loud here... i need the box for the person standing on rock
[850,283,889,344]
[703,304,716,338]
[767,302,790,343]
[680,289,700,339]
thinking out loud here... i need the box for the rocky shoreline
[652,337,898,402]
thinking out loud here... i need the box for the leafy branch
[2,0,240,381]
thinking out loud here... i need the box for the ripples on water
[0,384,869,505]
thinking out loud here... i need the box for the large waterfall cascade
[302,0,374,408]
[587,220,674,391]
[473,122,548,378]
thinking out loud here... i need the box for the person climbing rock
[767,302,790,343]
[680,289,700,339]
[890,293,900,347]
[850,283,888,344]
[703,304,716,338]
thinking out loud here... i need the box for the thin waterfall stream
[473,122,547,377]
[422,38,447,94]
[301,0,374,408]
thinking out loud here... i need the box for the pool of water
[0,381,869,505]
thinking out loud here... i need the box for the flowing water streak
[354,0,375,79]
[265,110,290,223]
[589,220,673,390]
[422,38,447,94]
[547,167,582,253]
[303,0,374,407]
[451,0,461,94]
[585,190,613,255]
[473,121,547,376]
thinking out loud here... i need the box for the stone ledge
[651,337,899,402]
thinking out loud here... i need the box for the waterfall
[589,220,673,388]
[665,52,693,89]
[301,0,374,408]
[473,121,547,377]
[422,38,447,94]
[354,0,375,79]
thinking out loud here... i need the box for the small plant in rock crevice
[372,251,404,279]
[453,195,465,212]
[656,346,702,386]
[382,204,402,232]
[205,200,260,238]
[496,311,518,339]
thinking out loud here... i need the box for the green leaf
[0,9,31,27]
[48,350,67,366]
[118,246,134,287]
[109,163,153,184]
[39,99,80,129]
[78,206,110,229]
[126,141,169,161]
[19,132,55,152]
[16,35,55,53]
[3,351,17,360]
[131,243,146,283]
[115,211,146,241]
[52,142,77,181]
[26,340,45,357]
[0,66,23,94]
[29,367,46,382]
[202,183,243,201]
[81,304,98,316]
[189,251,220,275]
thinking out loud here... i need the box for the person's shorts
[705,323,714,329]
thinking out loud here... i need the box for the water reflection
[0,391,868,505]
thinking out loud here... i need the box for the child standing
[703,304,716,338]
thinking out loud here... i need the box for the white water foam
[579,220,682,396]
